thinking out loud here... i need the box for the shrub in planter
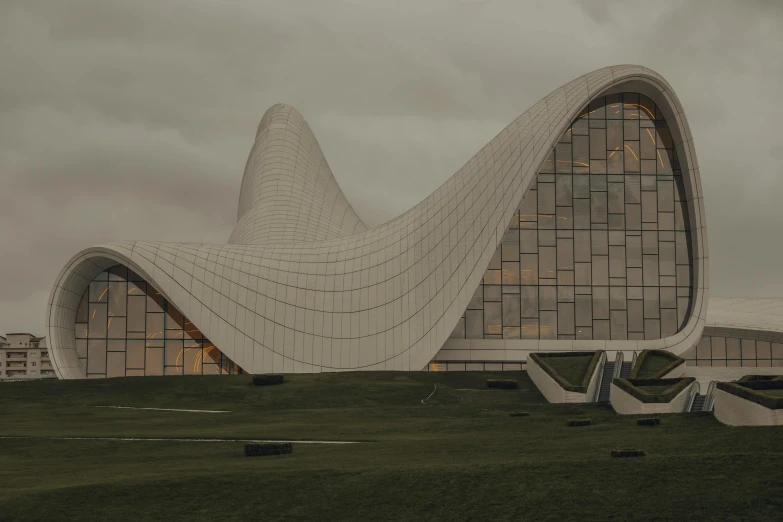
[509,412,529,417]
[636,417,660,426]
[244,442,293,457]
[566,419,591,427]
[486,379,518,390]
[252,374,284,386]
[611,449,645,458]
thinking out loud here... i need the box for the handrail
[631,350,638,374]
[591,351,608,403]
[702,380,718,412]
[612,351,624,381]
[685,380,701,412]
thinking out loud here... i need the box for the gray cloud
[1,0,782,335]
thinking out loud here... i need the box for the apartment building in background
[0,333,56,381]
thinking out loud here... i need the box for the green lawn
[634,383,675,395]
[0,372,781,521]
[539,355,595,386]
[760,389,783,398]
[635,352,678,378]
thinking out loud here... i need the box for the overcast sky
[1,0,782,336]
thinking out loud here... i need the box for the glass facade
[685,335,783,367]
[451,93,694,341]
[74,264,244,378]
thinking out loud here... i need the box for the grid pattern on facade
[685,335,783,367]
[74,264,244,378]
[449,93,694,341]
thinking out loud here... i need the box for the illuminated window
[73,264,244,378]
[453,93,693,341]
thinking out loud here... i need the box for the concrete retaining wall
[527,355,603,404]
[610,381,694,415]
[713,389,783,426]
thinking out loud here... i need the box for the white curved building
[46,64,716,379]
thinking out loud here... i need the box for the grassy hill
[0,372,781,521]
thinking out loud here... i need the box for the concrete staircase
[598,362,615,403]
[690,393,706,412]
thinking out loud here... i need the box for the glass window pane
[590,192,607,224]
[592,256,609,286]
[88,303,107,338]
[107,282,127,317]
[558,303,575,335]
[609,246,626,278]
[126,340,145,369]
[184,346,202,375]
[147,313,164,341]
[573,136,589,167]
[520,254,538,285]
[502,229,519,261]
[127,296,146,331]
[539,311,557,339]
[484,302,502,335]
[610,310,627,340]
[165,339,185,367]
[502,294,521,327]
[89,281,109,303]
[593,287,609,319]
[502,262,520,285]
[520,286,538,318]
[166,305,185,330]
[449,316,466,339]
[555,143,571,173]
[557,239,574,271]
[144,347,163,376]
[147,287,164,313]
[466,310,483,338]
[539,247,556,280]
[538,183,555,214]
[539,287,557,311]
[590,128,606,159]
[107,316,126,339]
[468,286,483,309]
[106,351,125,378]
[87,340,106,374]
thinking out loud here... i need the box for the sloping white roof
[46,65,708,378]
[707,297,783,334]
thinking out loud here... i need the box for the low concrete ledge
[610,380,695,415]
[527,353,604,404]
[713,389,783,427]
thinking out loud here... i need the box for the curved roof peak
[229,103,367,244]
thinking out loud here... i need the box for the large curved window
[74,264,244,378]
[452,92,693,341]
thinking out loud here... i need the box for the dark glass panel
[109,264,128,281]
[147,288,164,313]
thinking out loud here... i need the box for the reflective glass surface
[73,264,244,378]
[452,93,693,340]
[684,335,783,367]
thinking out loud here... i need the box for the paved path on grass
[87,405,230,413]
[0,436,361,444]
